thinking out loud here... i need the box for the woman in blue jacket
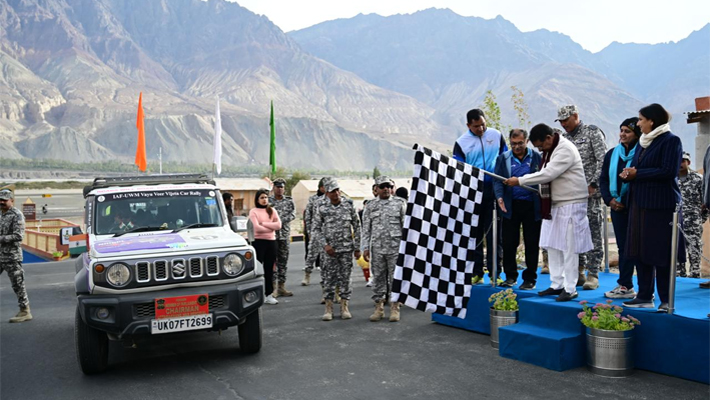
[620,104,685,312]
[599,118,640,299]
[493,129,542,289]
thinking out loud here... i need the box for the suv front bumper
[77,278,264,338]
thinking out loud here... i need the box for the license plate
[151,314,213,334]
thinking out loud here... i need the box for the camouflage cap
[555,105,578,121]
[682,152,691,162]
[318,177,330,188]
[375,175,393,186]
[325,179,340,193]
[272,178,286,187]
[0,189,13,200]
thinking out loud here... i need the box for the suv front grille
[155,261,168,280]
[206,256,219,276]
[189,258,202,277]
[133,295,227,318]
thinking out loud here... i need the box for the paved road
[1,243,707,400]
[15,191,85,220]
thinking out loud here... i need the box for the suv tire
[238,308,262,353]
[75,306,109,374]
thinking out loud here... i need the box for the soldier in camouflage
[302,177,330,286]
[679,152,708,277]
[311,179,361,321]
[361,176,406,322]
[269,178,296,296]
[557,105,607,290]
[0,189,32,323]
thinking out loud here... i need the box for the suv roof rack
[83,174,215,198]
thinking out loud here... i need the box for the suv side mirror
[230,216,248,232]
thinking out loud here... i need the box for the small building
[214,178,272,216]
[685,96,710,275]
[291,180,320,216]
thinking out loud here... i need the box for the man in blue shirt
[493,129,542,289]
[453,109,508,284]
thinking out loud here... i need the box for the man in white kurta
[505,124,593,301]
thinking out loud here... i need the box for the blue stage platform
[432,271,710,384]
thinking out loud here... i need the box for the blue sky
[235,0,710,53]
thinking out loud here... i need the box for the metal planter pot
[586,327,635,377]
[489,308,518,349]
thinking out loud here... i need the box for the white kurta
[539,201,593,254]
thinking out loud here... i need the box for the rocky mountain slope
[290,8,709,148]
[0,0,441,170]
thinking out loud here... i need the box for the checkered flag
[391,144,484,318]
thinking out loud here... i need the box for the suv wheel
[238,308,262,353]
[75,306,109,374]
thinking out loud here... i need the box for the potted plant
[488,289,519,349]
[578,300,641,377]
[52,251,63,261]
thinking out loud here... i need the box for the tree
[511,86,530,130]
[373,167,381,179]
[480,90,509,133]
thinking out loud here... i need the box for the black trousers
[252,239,277,295]
[636,260,670,303]
[472,192,503,278]
[501,199,541,283]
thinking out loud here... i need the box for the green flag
[269,100,276,173]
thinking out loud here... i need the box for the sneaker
[519,281,536,290]
[538,287,564,296]
[555,291,578,302]
[493,277,505,286]
[657,303,670,313]
[623,297,654,308]
[471,276,484,285]
[604,285,636,299]
[499,278,516,287]
[365,278,372,287]
[264,295,279,305]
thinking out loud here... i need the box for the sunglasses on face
[378,184,393,190]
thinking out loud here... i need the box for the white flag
[213,96,222,175]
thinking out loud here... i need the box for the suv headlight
[106,263,131,287]
[223,254,244,276]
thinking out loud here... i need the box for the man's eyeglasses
[510,142,526,148]
[378,184,393,190]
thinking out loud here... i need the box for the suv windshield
[93,188,223,235]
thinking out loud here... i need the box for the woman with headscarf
[249,188,282,305]
[620,104,685,312]
[599,118,641,299]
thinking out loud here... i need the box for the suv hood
[91,228,248,257]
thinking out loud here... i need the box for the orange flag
[135,92,147,172]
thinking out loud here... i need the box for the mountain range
[1,1,708,171]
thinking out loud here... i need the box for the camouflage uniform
[0,205,29,309]
[311,182,361,302]
[559,107,607,276]
[269,192,296,284]
[679,170,708,277]
[361,180,406,303]
[304,191,330,273]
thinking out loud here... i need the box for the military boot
[576,265,586,287]
[301,271,311,286]
[583,273,599,290]
[369,300,385,322]
[9,306,32,323]
[340,299,352,319]
[322,300,334,321]
[277,282,293,297]
[389,302,401,322]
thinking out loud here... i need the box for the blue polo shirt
[511,150,534,201]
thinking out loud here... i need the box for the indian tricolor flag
[69,234,89,256]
